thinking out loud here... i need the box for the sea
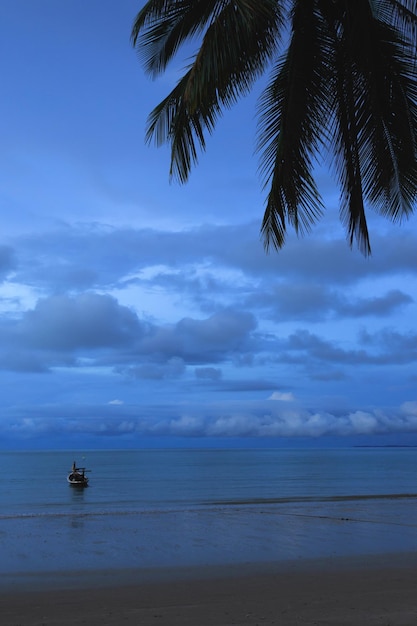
[1,447,417,590]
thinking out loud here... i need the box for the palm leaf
[131,0,222,76]
[326,1,417,253]
[142,0,284,183]
[133,0,417,255]
[257,0,327,250]
[377,0,417,45]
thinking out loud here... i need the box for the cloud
[279,328,417,367]
[9,219,417,296]
[3,399,417,441]
[0,292,258,376]
[17,292,141,350]
[250,284,413,322]
[401,400,417,415]
[0,293,145,372]
[138,309,257,364]
[195,367,223,381]
[344,290,413,317]
[122,357,186,380]
[269,391,295,402]
[0,245,16,281]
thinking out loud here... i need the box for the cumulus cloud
[138,309,257,364]
[0,208,416,448]
[16,292,141,351]
[3,399,417,441]
[0,291,259,374]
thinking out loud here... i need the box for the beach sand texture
[1,559,417,626]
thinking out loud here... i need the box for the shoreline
[2,553,417,625]
[2,551,417,592]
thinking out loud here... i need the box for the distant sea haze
[1,448,417,590]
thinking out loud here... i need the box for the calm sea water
[1,447,417,589]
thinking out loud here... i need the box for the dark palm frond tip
[132,0,417,255]
[261,206,286,252]
[134,0,282,185]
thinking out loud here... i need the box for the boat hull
[67,474,89,487]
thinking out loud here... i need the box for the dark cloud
[0,351,51,373]
[17,293,142,351]
[11,219,417,294]
[0,292,146,371]
[0,245,16,281]
[0,295,257,374]
[195,367,223,381]
[342,290,413,317]
[139,309,257,364]
[281,328,417,367]
[247,282,334,321]
[247,283,412,322]
[120,357,186,380]
[358,328,417,363]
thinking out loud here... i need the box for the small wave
[206,493,417,506]
[1,493,416,522]
[0,506,198,522]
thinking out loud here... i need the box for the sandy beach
[1,554,417,626]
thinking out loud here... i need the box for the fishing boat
[67,461,90,487]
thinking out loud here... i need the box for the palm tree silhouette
[132,1,417,255]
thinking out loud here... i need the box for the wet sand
[1,554,417,625]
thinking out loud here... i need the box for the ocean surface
[1,447,417,590]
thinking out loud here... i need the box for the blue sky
[1,1,417,449]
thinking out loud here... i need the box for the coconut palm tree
[131,1,417,255]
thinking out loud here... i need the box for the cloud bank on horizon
[0,1,416,448]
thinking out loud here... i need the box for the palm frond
[131,0,221,76]
[376,0,417,46]
[145,70,221,183]
[133,0,417,255]
[257,0,327,250]
[143,0,284,183]
[359,21,417,220]
[327,1,417,253]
